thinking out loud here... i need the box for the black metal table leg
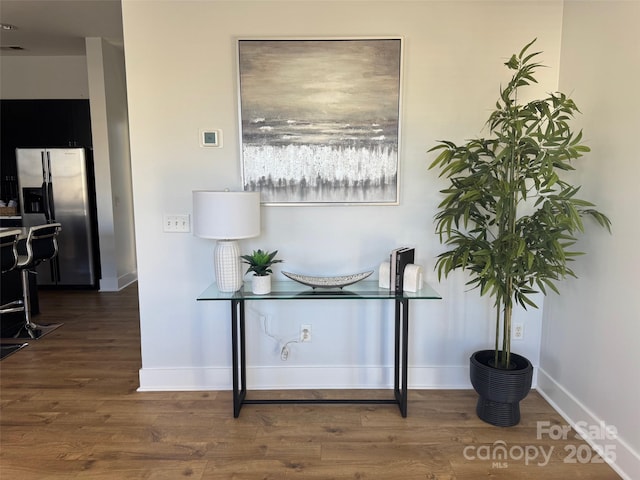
[231,299,246,418]
[239,300,247,401]
[394,299,401,409]
[393,298,409,417]
[400,298,409,417]
[231,299,240,417]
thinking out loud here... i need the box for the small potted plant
[241,249,283,294]
[428,40,611,426]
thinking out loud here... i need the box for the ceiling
[0,0,124,56]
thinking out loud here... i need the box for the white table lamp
[193,191,260,292]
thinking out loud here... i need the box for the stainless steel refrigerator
[16,147,100,288]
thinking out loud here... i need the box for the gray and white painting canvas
[238,38,402,205]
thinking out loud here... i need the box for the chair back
[1,230,20,273]
[21,223,62,267]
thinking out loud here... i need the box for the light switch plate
[163,214,190,232]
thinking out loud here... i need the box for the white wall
[122,0,563,390]
[86,38,137,291]
[0,55,89,98]
[538,2,640,479]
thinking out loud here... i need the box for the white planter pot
[251,274,271,295]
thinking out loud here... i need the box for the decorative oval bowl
[282,270,373,289]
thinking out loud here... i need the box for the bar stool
[15,223,62,339]
[1,229,29,356]
[0,229,25,316]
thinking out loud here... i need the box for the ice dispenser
[22,187,45,214]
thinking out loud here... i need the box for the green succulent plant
[428,39,611,370]
[241,249,283,277]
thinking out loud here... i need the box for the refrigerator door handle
[41,180,50,222]
[40,151,51,222]
[46,152,56,222]
[40,151,47,181]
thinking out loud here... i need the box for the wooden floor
[0,285,620,479]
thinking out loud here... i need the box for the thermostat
[200,129,222,147]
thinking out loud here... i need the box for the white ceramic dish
[282,270,373,289]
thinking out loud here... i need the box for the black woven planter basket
[470,350,533,427]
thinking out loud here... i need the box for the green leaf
[505,54,519,70]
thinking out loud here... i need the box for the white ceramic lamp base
[214,240,243,292]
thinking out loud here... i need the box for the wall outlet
[513,322,524,340]
[300,324,312,343]
[163,214,190,232]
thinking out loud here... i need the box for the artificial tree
[429,39,611,371]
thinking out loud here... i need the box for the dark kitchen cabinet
[0,99,93,202]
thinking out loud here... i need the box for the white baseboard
[138,366,230,391]
[117,271,138,290]
[537,367,639,480]
[137,364,474,392]
[409,365,472,389]
[99,271,138,292]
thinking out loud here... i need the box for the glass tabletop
[197,280,441,301]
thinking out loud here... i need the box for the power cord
[262,315,300,361]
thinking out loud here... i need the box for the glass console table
[197,280,441,417]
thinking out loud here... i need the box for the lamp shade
[192,191,260,239]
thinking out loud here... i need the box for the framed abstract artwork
[237,37,403,205]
